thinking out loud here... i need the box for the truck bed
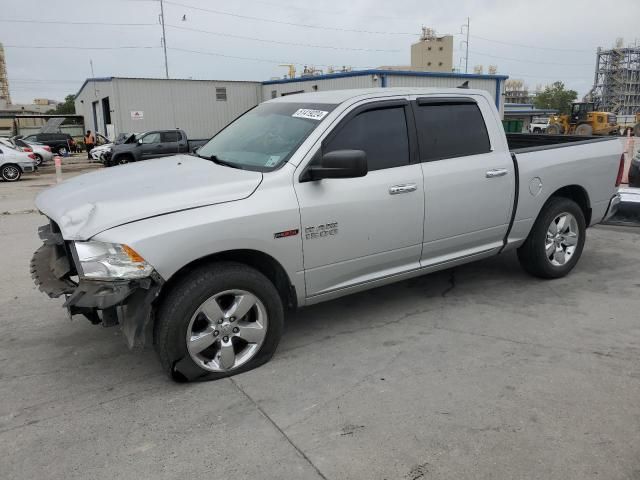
[506,133,617,153]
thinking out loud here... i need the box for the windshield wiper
[200,154,244,170]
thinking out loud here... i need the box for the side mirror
[303,149,367,181]
[137,138,143,145]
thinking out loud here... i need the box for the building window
[271,90,277,99]
[428,46,432,51]
[216,87,227,101]
[427,62,432,66]
[439,46,443,51]
[438,62,443,66]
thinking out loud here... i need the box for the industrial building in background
[588,39,640,115]
[380,27,454,73]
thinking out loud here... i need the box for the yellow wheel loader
[546,102,619,136]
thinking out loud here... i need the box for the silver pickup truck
[31,88,624,382]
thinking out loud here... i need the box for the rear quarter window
[413,101,491,161]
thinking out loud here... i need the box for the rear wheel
[575,123,593,136]
[517,197,586,279]
[33,154,43,166]
[1,164,21,182]
[155,262,284,382]
[56,146,68,155]
[546,124,563,135]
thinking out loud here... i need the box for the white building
[74,71,508,140]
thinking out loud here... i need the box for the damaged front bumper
[30,221,163,348]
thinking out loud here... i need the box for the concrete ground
[1,168,640,480]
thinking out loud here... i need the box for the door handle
[486,168,508,178]
[389,184,418,195]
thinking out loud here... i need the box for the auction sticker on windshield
[292,109,329,121]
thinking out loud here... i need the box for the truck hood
[36,155,263,240]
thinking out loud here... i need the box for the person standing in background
[84,130,95,159]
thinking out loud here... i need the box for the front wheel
[57,146,68,155]
[155,262,284,382]
[1,164,21,182]
[517,197,586,279]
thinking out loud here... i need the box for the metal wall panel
[112,79,261,139]
[74,80,113,137]
[386,74,504,113]
[263,75,376,99]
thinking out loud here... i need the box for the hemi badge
[274,229,299,239]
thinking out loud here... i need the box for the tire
[533,128,541,134]
[57,146,68,155]
[546,124,563,135]
[117,156,130,165]
[517,197,586,279]
[155,262,284,382]
[33,154,43,167]
[1,164,22,182]
[575,124,593,136]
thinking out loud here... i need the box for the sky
[2,0,639,104]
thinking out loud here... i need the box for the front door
[295,101,425,298]
[412,95,515,265]
[140,132,163,159]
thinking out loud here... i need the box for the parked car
[528,117,550,133]
[90,133,137,162]
[629,150,640,188]
[0,142,37,181]
[31,88,623,382]
[12,138,53,166]
[106,130,189,166]
[21,133,76,155]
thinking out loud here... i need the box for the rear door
[295,99,425,297]
[159,130,183,155]
[412,95,515,265]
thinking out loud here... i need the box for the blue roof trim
[262,69,509,85]
[75,77,113,98]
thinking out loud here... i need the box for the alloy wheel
[545,212,579,266]
[186,289,268,372]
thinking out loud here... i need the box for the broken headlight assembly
[73,241,154,280]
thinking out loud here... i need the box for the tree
[46,94,76,114]
[533,81,577,115]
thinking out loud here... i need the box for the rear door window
[413,100,491,161]
[160,131,181,143]
[324,106,410,171]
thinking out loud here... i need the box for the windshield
[197,102,337,171]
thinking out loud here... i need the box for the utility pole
[89,59,98,98]
[463,17,470,74]
[160,0,169,78]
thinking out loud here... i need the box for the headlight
[73,241,153,280]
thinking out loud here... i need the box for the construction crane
[279,64,296,79]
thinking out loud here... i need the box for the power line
[166,24,401,52]
[469,34,593,53]
[163,0,418,35]
[469,50,593,66]
[168,46,377,69]
[0,19,157,26]
[3,45,160,51]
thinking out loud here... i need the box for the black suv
[21,133,76,155]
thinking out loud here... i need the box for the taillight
[23,147,32,152]
[28,153,36,160]
[43,146,51,152]
[615,154,625,187]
